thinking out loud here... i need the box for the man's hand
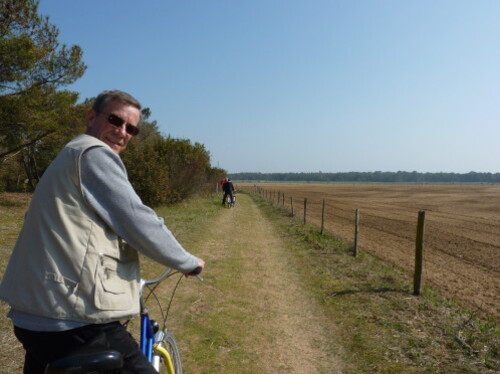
[185,258,205,277]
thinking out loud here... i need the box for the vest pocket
[46,271,79,289]
[94,252,139,311]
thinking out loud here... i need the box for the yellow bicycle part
[153,344,175,374]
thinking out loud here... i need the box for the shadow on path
[328,287,409,297]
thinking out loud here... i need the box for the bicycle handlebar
[141,268,174,287]
[140,266,203,294]
[187,266,202,276]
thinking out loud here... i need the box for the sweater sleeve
[80,146,199,273]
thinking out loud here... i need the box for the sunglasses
[100,112,139,136]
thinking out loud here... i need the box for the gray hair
[92,90,142,123]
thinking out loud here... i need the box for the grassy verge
[249,192,498,373]
[138,195,223,277]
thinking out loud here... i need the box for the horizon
[229,170,500,175]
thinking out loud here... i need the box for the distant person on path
[0,90,204,374]
[221,177,235,206]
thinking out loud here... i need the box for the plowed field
[238,183,500,317]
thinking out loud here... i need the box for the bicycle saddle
[44,350,123,373]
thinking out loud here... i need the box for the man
[221,177,235,206]
[0,90,204,373]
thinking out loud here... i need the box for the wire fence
[237,183,500,316]
[249,185,419,248]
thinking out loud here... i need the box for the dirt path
[182,194,344,373]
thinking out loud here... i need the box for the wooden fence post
[320,199,325,234]
[290,197,294,217]
[303,198,307,225]
[413,210,426,296]
[354,209,360,257]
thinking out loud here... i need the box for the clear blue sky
[38,0,499,174]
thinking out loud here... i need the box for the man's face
[85,100,140,154]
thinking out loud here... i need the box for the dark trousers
[14,322,157,374]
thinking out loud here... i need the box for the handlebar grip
[188,266,202,276]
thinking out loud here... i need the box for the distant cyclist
[221,177,235,206]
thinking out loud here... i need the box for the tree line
[0,0,226,206]
[230,171,500,183]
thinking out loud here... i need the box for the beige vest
[0,135,140,323]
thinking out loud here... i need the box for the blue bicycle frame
[139,268,174,364]
[138,267,200,373]
[140,311,155,362]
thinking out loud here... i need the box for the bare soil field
[238,183,500,318]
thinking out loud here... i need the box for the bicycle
[45,267,202,374]
[225,193,236,208]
